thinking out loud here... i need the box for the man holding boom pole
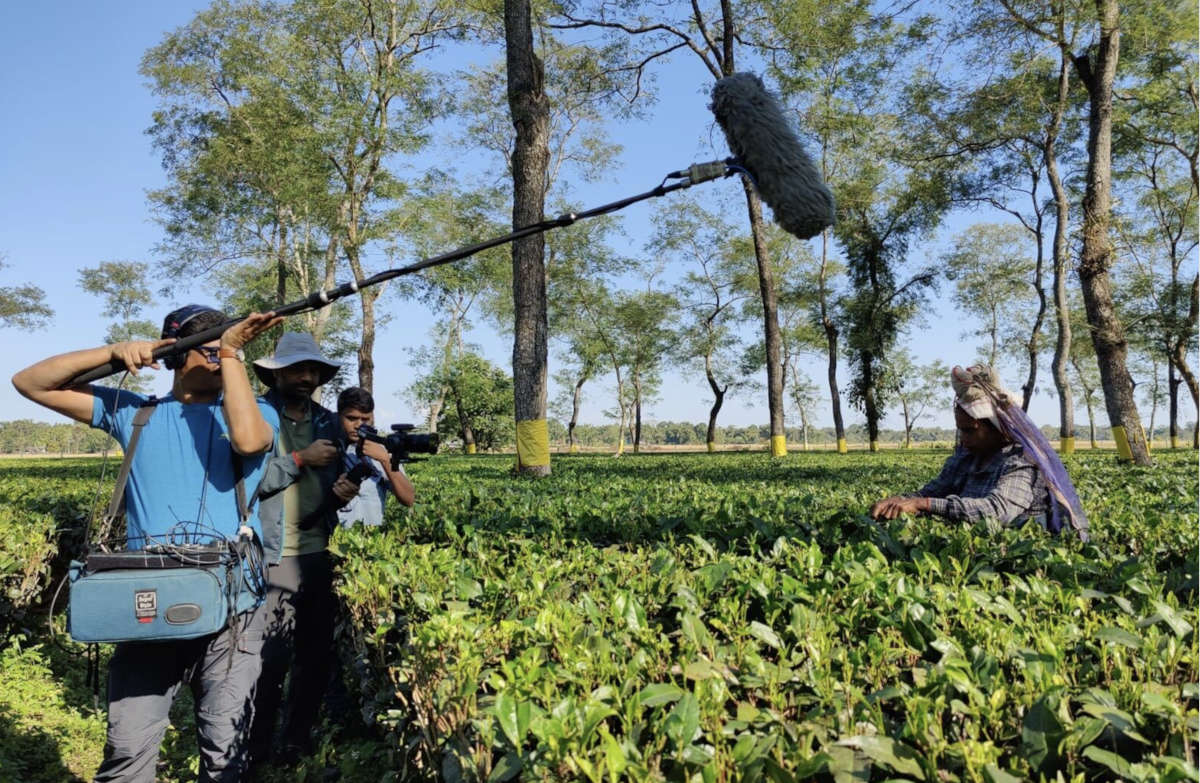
[11,305,282,783]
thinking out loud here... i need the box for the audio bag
[66,400,250,644]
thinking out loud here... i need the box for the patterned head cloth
[950,365,1089,541]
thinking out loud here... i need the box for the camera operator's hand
[296,438,338,467]
[109,339,177,375]
[332,473,358,503]
[361,439,390,466]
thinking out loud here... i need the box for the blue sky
[0,1,1119,435]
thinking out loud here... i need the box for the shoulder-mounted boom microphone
[710,72,835,240]
[62,79,830,388]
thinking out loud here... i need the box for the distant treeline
[544,420,1194,448]
[0,420,117,455]
[2,418,1193,455]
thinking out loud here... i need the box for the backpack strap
[104,398,159,521]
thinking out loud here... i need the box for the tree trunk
[705,351,725,453]
[453,390,477,454]
[1071,1,1150,465]
[568,375,585,453]
[612,363,626,456]
[743,182,787,457]
[343,240,380,394]
[1047,51,1075,454]
[632,375,643,454]
[989,304,999,367]
[1168,359,1179,448]
[1167,273,1199,447]
[1147,363,1159,450]
[1022,214,1048,411]
[1086,397,1097,448]
[902,397,912,449]
[505,0,551,475]
[820,230,847,453]
[862,352,880,451]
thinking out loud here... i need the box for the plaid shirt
[914,444,1047,524]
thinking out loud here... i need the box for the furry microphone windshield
[710,73,835,240]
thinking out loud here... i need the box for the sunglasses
[192,345,222,364]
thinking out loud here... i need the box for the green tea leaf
[1081,745,1133,778]
[838,736,925,779]
[1096,626,1142,649]
[487,752,523,783]
[639,683,684,708]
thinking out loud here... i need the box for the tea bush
[333,450,1198,782]
[1,451,1195,781]
[0,459,104,634]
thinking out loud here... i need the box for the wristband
[218,347,241,360]
[292,451,304,468]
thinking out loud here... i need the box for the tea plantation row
[0,451,1196,781]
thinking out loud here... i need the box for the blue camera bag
[67,556,232,643]
[66,399,253,645]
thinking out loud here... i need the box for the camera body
[357,423,438,472]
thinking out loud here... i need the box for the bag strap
[104,398,159,521]
[233,453,249,524]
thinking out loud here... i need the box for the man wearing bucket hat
[248,332,358,768]
[870,365,1089,541]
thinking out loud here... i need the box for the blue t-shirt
[91,387,279,547]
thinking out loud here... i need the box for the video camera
[356,423,438,472]
[297,423,437,531]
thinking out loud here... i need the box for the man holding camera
[247,332,356,768]
[335,386,415,526]
[12,304,282,783]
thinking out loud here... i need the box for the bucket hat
[253,332,341,387]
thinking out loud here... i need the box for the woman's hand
[869,495,928,520]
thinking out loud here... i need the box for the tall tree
[995,0,1152,463]
[787,368,820,451]
[941,223,1039,370]
[77,261,158,392]
[835,123,947,451]
[145,0,457,393]
[755,0,903,454]
[612,288,676,453]
[396,177,510,436]
[0,254,53,331]
[653,198,754,452]
[505,0,553,475]
[554,0,795,457]
[884,350,947,449]
[1112,7,1199,448]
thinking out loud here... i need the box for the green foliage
[0,421,115,456]
[2,451,1197,779]
[438,352,516,451]
[0,256,53,331]
[941,224,1039,367]
[330,449,1198,781]
[0,460,106,635]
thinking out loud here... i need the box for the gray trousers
[93,604,267,783]
[248,551,336,763]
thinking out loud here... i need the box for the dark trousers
[93,605,266,783]
[248,551,336,763]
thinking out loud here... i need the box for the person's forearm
[14,346,112,396]
[12,346,113,423]
[220,356,272,454]
[384,466,415,507]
